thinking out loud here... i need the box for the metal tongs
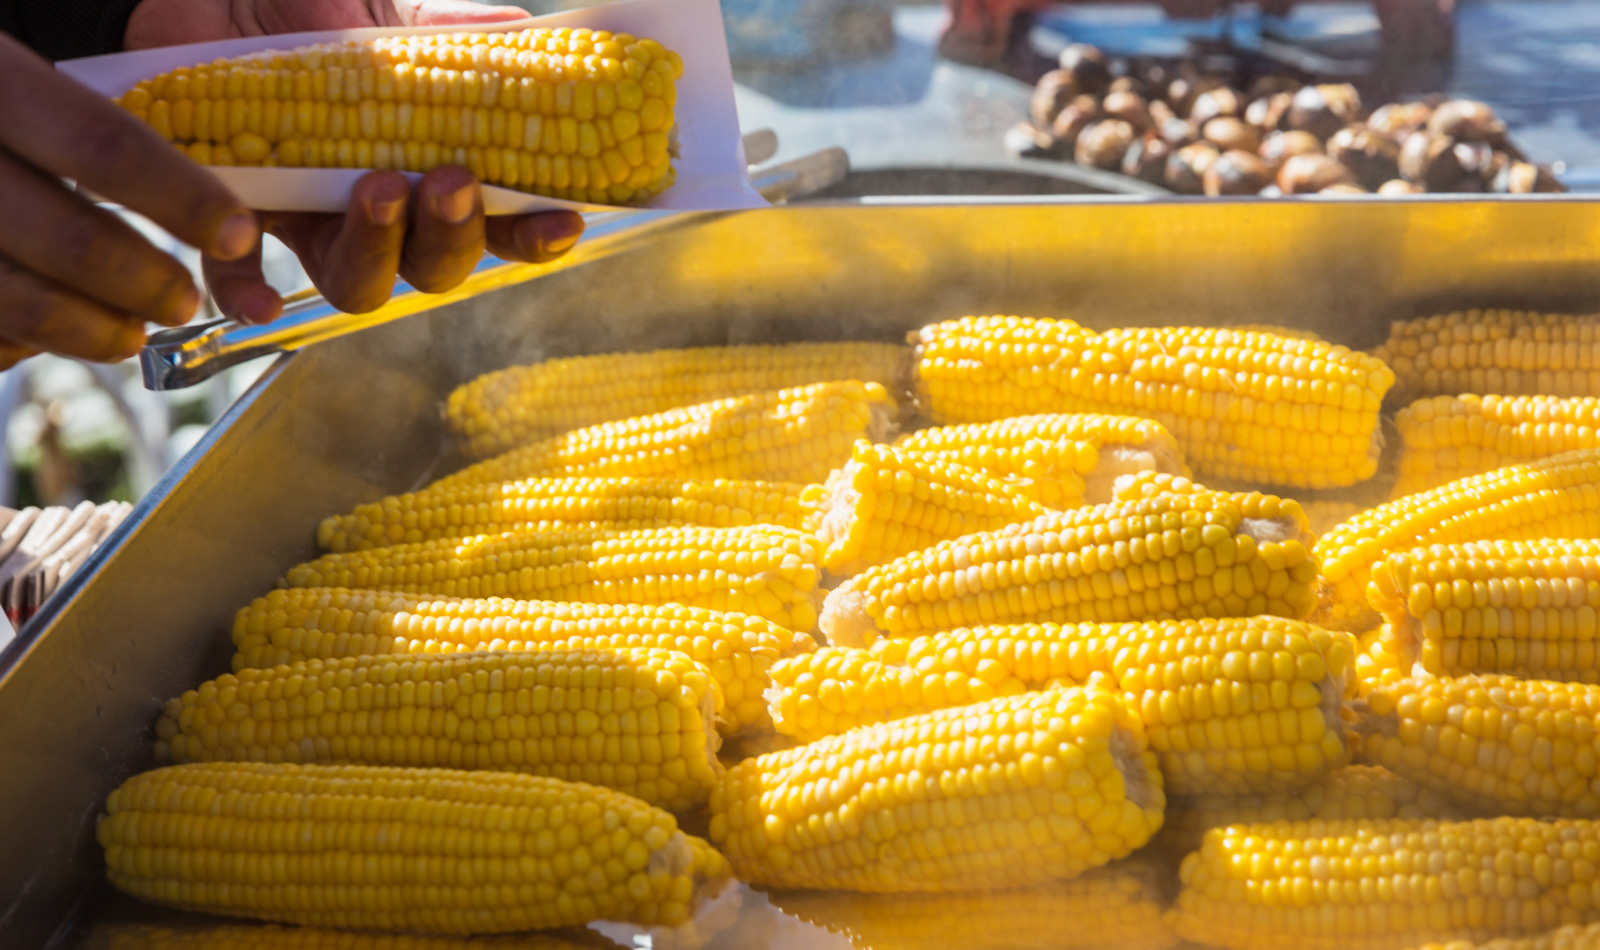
[140,134,848,391]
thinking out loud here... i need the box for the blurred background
[13,0,1600,515]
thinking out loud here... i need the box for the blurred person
[0,0,585,369]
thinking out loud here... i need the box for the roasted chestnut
[1122,134,1174,184]
[1050,96,1103,152]
[1327,125,1401,188]
[1108,76,1151,98]
[1376,179,1423,195]
[1367,101,1434,139]
[1452,141,1498,182]
[1203,117,1261,154]
[1245,93,1294,133]
[1277,153,1354,194]
[1258,130,1323,173]
[1427,100,1507,144]
[1030,70,1080,129]
[1003,122,1062,160]
[1165,141,1221,194]
[1158,116,1199,148]
[1058,44,1111,96]
[1203,150,1271,196]
[1190,88,1243,126]
[1289,84,1362,140]
[1319,183,1370,195]
[1492,161,1566,193]
[1399,132,1466,190]
[1247,75,1302,99]
[1167,74,1223,118]
[1103,91,1153,131]
[1075,119,1137,169]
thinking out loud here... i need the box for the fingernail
[436,184,476,225]
[214,212,259,260]
[368,195,405,227]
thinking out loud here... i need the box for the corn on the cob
[76,922,624,950]
[1314,448,1600,632]
[1394,395,1600,497]
[768,617,1356,795]
[98,762,731,933]
[1156,765,1463,855]
[119,29,681,205]
[448,343,909,458]
[429,382,894,492]
[709,686,1165,891]
[1372,310,1600,403]
[156,648,721,811]
[1357,625,1406,693]
[812,441,1047,576]
[1368,539,1600,681]
[765,857,1178,950]
[232,590,811,736]
[1363,674,1600,818]
[911,316,1394,489]
[819,488,1317,647]
[317,476,816,553]
[1407,923,1600,950]
[1172,817,1600,950]
[894,413,1189,506]
[282,524,822,632]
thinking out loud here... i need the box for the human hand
[0,33,257,368]
[125,0,587,324]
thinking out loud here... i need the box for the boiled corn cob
[1368,539,1600,681]
[819,488,1317,647]
[157,648,720,812]
[429,381,894,492]
[232,590,812,736]
[1407,923,1600,950]
[1363,674,1600,818]
[448,343,909,457]
[768,617,1358,795]
[1357,625,1407,693]
[1372,310,1600,403]
[1314,448,1600,631]
[1394,395,1600,496]
[98,762,731,933]
[120,29,681,204]
[317,476,816,553]
[911,316,1394,489]
[893,413,1189,506]
[76,922,623,950]
[1171,817,1600,950]
[1155,765,1463,855]
[709,686,1166,891]
[812,440,1046,576]
[765,857,1178,950]
[282,524,822,632]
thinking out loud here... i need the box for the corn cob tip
[1086,440,1190,504]
[817,578,876,648]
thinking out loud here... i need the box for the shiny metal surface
[7,197,1600,947]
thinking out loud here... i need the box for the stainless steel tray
[5,197,1600,947]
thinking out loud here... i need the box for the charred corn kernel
[1364,673,1600,818]
[1407,923,1600,950]
[1394,395,1600,496]
[448,343,908,457]
[317,476,817,552]
[766,857,1177,950]
[155,649,719,811]
[769,616,1356,795]
[284,524,822,632]
[1373,310,1600,402]
[231,590,813,736]
[431,382,895,492]
[894,413,1190,507]
[75,921,625,949]
[1315,448,1600,632]
[1368,539,1600,681]
[98,762,729,933]
[813,441,1047,575]
[119,30,683,204]
[709,686,1165,891]
[819,488,1318,648]
[1155,765,1463,855]
[911,317,1394,489]
[1173,817,1600,950]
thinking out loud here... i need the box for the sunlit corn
[1393,395,1600,496]
[1372,309,1600,402]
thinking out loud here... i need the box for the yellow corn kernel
[1373,309,1600,402]
[1393,394,1600,496]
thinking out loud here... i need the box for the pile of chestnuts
[1006,44,1565,195]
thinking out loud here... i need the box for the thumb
[397,0,532,25]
